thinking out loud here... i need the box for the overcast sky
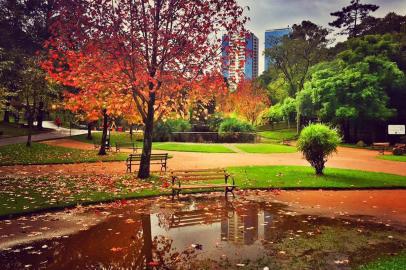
[236,0,406,73]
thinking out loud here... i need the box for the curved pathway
[0,121,87,146]
[1,139,406,177]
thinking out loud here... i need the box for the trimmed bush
[153,119,191,142]
[219,118,254,133]
[297,124,341,175]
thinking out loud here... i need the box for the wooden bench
[372,142,390,155]
[170,168,236,198]
[126,153,168,173]
[115,142,139,153]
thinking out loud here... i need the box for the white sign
[388,125,405,135]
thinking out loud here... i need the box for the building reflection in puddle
[0,198,275,269]
[2,194,405,269]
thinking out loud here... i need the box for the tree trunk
[98,109,108,155]
[3,101,10,123]
[138,97,155,179]
[36,101,44,130]
[130,124,133,140]
[296,111,301,134]
[26,111,33,147]
[87,122,93,140]
[343,119,351,143]
[141,214,153,264]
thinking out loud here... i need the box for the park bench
[115,142,139,153]
[372,142,390,155]
[170,168,236,198]
[393,143,406,155]
[126,153,168,173]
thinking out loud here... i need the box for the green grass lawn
[71,131,143,145]
[1,165,405,217]
[73,131,298,154]
[0,122,51,138]
[227,166,406,189]
[378,155,406,162]
[234,143,297,153]
[358,253,406,270]
[153,142,234,153]
[258,128,298,142]
[0,142,129,165]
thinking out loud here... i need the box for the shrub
[153,119,191,142]
[207,113,224,132]
[218,118,254,133]
[356,140,366,147]
[297,124,341,175]
[166,119,191,132]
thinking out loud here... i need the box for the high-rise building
[264,28,291,71]
[222,31,259,87]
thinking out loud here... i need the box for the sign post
[388,125,405,135]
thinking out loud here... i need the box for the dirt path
[1,139,406,177]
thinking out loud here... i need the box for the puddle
[0,190,406,269]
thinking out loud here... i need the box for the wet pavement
[0,190,406,269]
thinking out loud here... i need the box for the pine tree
[329,0,379,37]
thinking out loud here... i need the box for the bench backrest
[128,153,168,161]
[171,169,227,182]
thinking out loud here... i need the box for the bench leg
[225,186,235,198]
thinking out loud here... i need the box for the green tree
[19,57,58,146]
[266,97,296,128]
[297,124,341,175]
[299,56,404,142]
[0,0,57,126]
[0,48,14,110]
[265,20,329,133]
[329,0,379,37]
[357,12,406,36]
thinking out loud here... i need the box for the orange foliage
[222,79,270,125]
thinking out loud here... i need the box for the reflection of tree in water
[150,235,197,269]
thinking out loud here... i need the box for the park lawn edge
[1,165,406,218]
[377,155,406,162]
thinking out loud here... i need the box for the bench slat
[170,168,225,173]
[175,176,226,181]
[173,184,235,189]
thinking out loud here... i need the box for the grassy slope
[153,142,234,153]
[1,165,405,217]
[258,128,298,142]
[378,155,406,162]
[71,131,143,145]
[0,122,50,138]
[0,142,128,165]
[235,143,297,153]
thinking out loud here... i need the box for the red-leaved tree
[222,79,270,125]
[45,0,247,178]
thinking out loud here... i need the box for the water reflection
[1,192,406,269]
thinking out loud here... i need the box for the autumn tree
[46,0,246,177]
[225,79,270,125]
[329,0,379,37]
